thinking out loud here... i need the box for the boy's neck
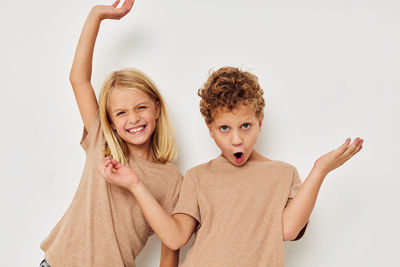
[246,151,272,163]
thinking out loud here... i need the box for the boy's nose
[231,132,243,146]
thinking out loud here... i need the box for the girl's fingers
[112,0,121,8]
[122,0,135,10]
[120,0,134,15]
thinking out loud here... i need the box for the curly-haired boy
[102,66,363,267]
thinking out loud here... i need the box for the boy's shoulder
[185,157,217,174]
[267,159,297,170]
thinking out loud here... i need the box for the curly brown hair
[198,66,265,123]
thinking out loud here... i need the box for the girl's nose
[128,112,140,124]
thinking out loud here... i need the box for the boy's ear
[258,113,264,130]
[206,121,215,139]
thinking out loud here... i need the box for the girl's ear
[155,101,161,120]
[109,119,116,131]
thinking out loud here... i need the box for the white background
[1,0,399,266]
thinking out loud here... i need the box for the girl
[40,1,181,266]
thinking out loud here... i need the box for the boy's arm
[101,157,198,250]
[159,244,179,267]
[70,0,134,131]
[282,138,363,241]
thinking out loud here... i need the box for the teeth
[128,126,144,133]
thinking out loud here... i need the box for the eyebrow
[111,101,151,113]
[216,117,255,125]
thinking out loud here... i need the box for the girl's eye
[242,123,250,129]
[138,106,147,110]
[116,111,125,116]
[220,126,229,132]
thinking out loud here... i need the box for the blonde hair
[99,68,177,165]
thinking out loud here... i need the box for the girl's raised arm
[69,0,134,131]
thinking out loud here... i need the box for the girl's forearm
[282,167,327,240]
[70,9,101,85]
[130,182,186,250]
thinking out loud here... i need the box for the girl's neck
[128,142,156,163]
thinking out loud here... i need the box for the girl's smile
[127,125,146,134]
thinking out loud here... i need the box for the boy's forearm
[159,244,179,267]
[130,183,186,250]
[70,9,101,85]
[282,167,327,240]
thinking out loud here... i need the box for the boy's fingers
[104,164,114,179]
[351,139,364,157]
[342,137,361,158]
[335,138,351,156]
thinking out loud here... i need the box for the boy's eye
[138,106,147,110]
[242,123,250,129]
[220,126,229,132]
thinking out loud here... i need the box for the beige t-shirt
[172,155,305,267]
[40,112,182,267]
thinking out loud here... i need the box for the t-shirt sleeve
[165,174,183,215]
[171,171,201,224]
[287,166,308,241]
[80,110,105,152]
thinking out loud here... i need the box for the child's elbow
[282,227,301,241]
[167,238,186,250]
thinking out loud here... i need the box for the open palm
[93,0,135,20]
[314,137,364,175]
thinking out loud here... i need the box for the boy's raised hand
[92,0,135,21]
[313,137,364,176]
[100,156,140,191]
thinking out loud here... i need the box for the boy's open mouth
[233,152,244,163]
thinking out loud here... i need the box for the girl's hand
[92,0,135,21]
[313,137,364,176]
[100,156,140,191]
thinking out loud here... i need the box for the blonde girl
[40,1,182,266]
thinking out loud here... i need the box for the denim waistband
[40,259,51,267]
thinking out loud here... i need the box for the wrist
[128,178,144,195]
[311,166,329,179]
[89,6,105,21]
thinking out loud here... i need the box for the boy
[101,66,363,266]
